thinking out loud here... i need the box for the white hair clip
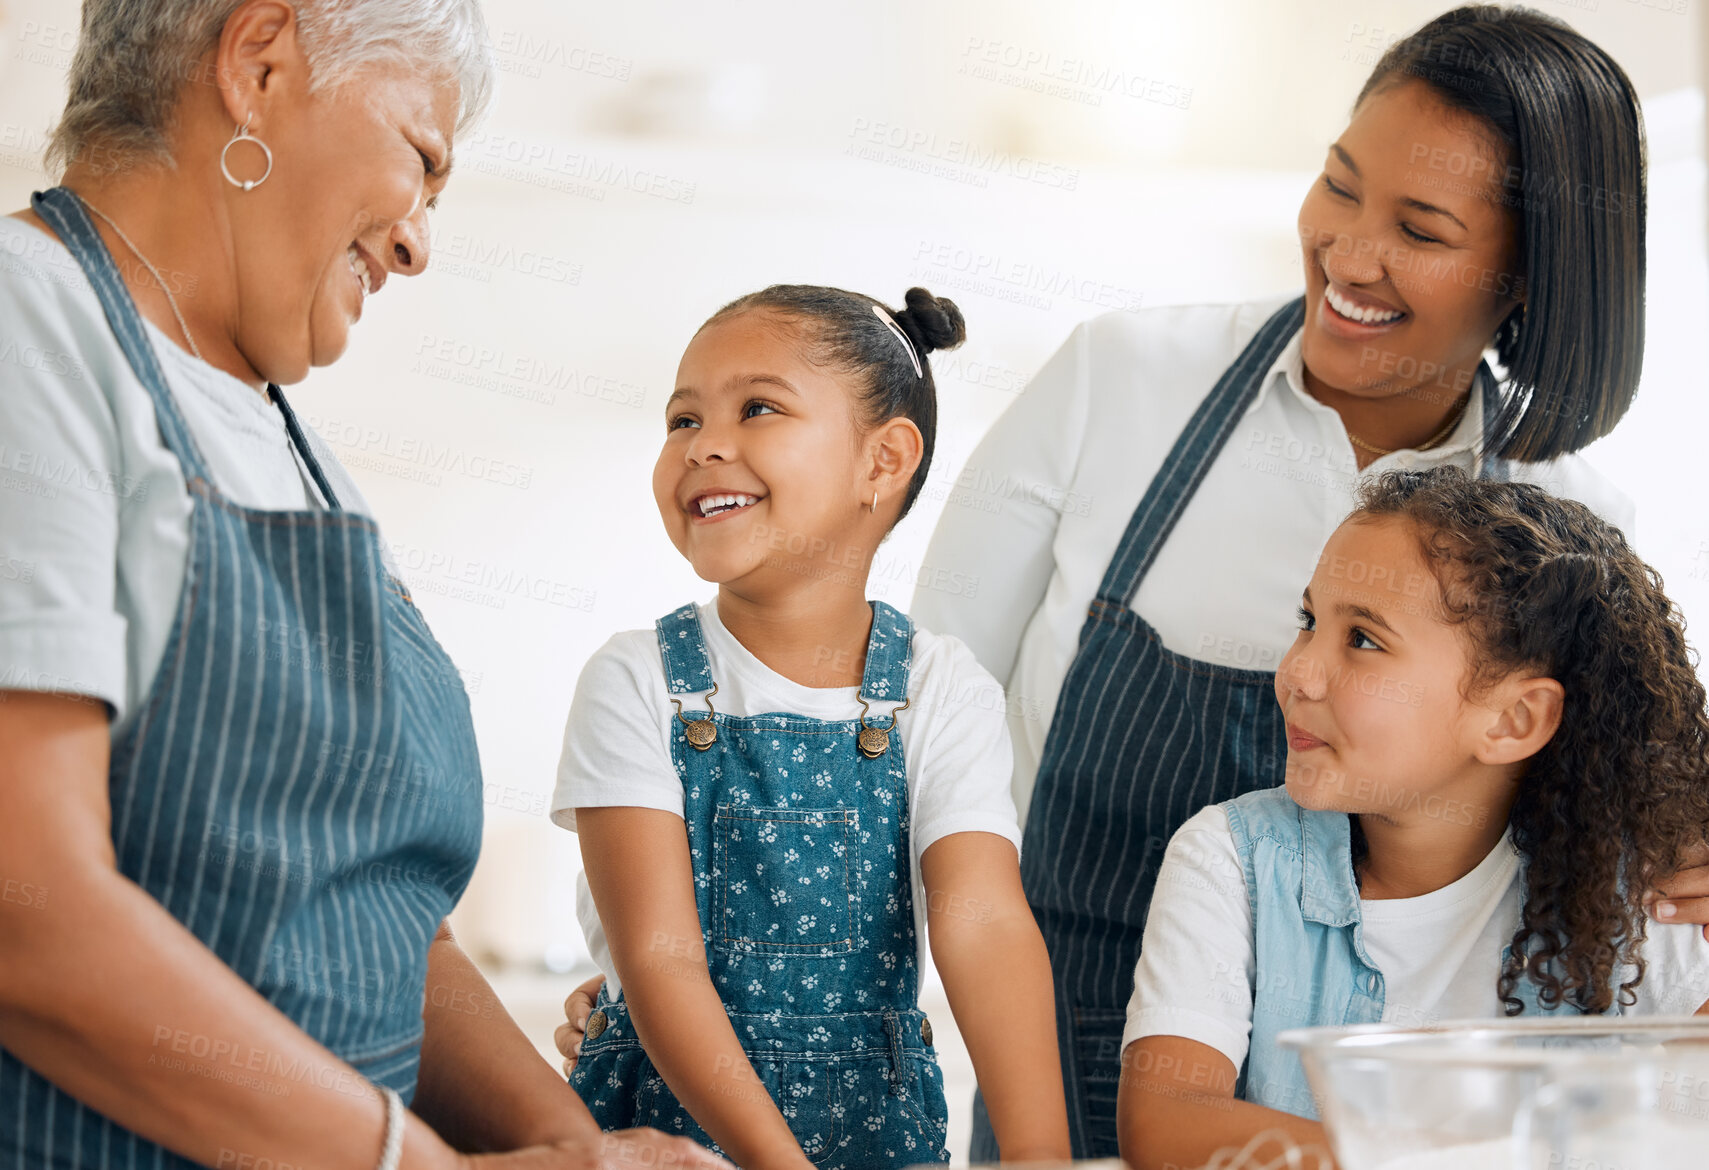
[872,304,923,379]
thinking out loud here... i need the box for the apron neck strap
[30,187,344,508]
[31,186,215,486]
[1098,296,1305,606]
[267,384,344,509]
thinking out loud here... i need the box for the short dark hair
[703,285,966,523]
[1358,5,1646,462]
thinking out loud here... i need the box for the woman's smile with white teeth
[695,493,760,518]
[347,244,374,297]
[1324,283,1405,325]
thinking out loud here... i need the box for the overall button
[585,1010,608,1039]
[921,1017,933,1046]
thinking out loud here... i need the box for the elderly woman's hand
[465,1129,733,1170]
[554,973,608,1077]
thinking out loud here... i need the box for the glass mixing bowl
[1279,1017,1709,1170]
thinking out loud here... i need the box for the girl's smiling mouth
[687,491,764,522]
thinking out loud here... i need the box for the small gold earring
[870,490,878,513]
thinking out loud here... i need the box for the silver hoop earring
[220,116,273,191]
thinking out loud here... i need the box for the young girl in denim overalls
[1119,467,1709,1168]
[550,286,1071,1170]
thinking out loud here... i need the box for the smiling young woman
[1296,16,1645,465]
[1297,78,1530,462]
[906,5,1676,1162]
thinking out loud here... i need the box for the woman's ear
[864,416,923,507]
[213,1,303,125]
[1475,675,1564,767]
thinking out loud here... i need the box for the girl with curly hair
[1116,466,1709,1168]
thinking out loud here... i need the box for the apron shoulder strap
[655,603,715,695]
[858,600,913,703]
[31,186,340,507]
[267,384,344,509]
[31,186,214,486]
[1097,296,1304,606]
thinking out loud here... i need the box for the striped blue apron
[4,187,485,1168]
[970,296,1508,1157]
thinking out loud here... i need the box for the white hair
[46,0,494,175]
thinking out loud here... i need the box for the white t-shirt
[550,597,1024,997]
[1123,805,1709,1070]
[0,215,392,736]
[910,297,1635,828]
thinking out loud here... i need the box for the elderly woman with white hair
[0,4,730,1169]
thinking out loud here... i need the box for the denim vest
[1221,786,1603,1120]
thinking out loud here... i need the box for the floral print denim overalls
[570,600,950,1169]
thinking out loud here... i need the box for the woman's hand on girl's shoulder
[1647,840,1709,943]
[461,1130,734,1170]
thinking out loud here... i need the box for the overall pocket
[646,1054,838,1162]
[571,1045,653,1131]
[833,1054,947,1167]
[900,1054,951,1155]
[712,804,860,956]
[754,1057,839,1160]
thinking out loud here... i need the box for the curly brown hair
[1352,466,1709,1014]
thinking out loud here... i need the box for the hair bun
[894,287,967,355]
